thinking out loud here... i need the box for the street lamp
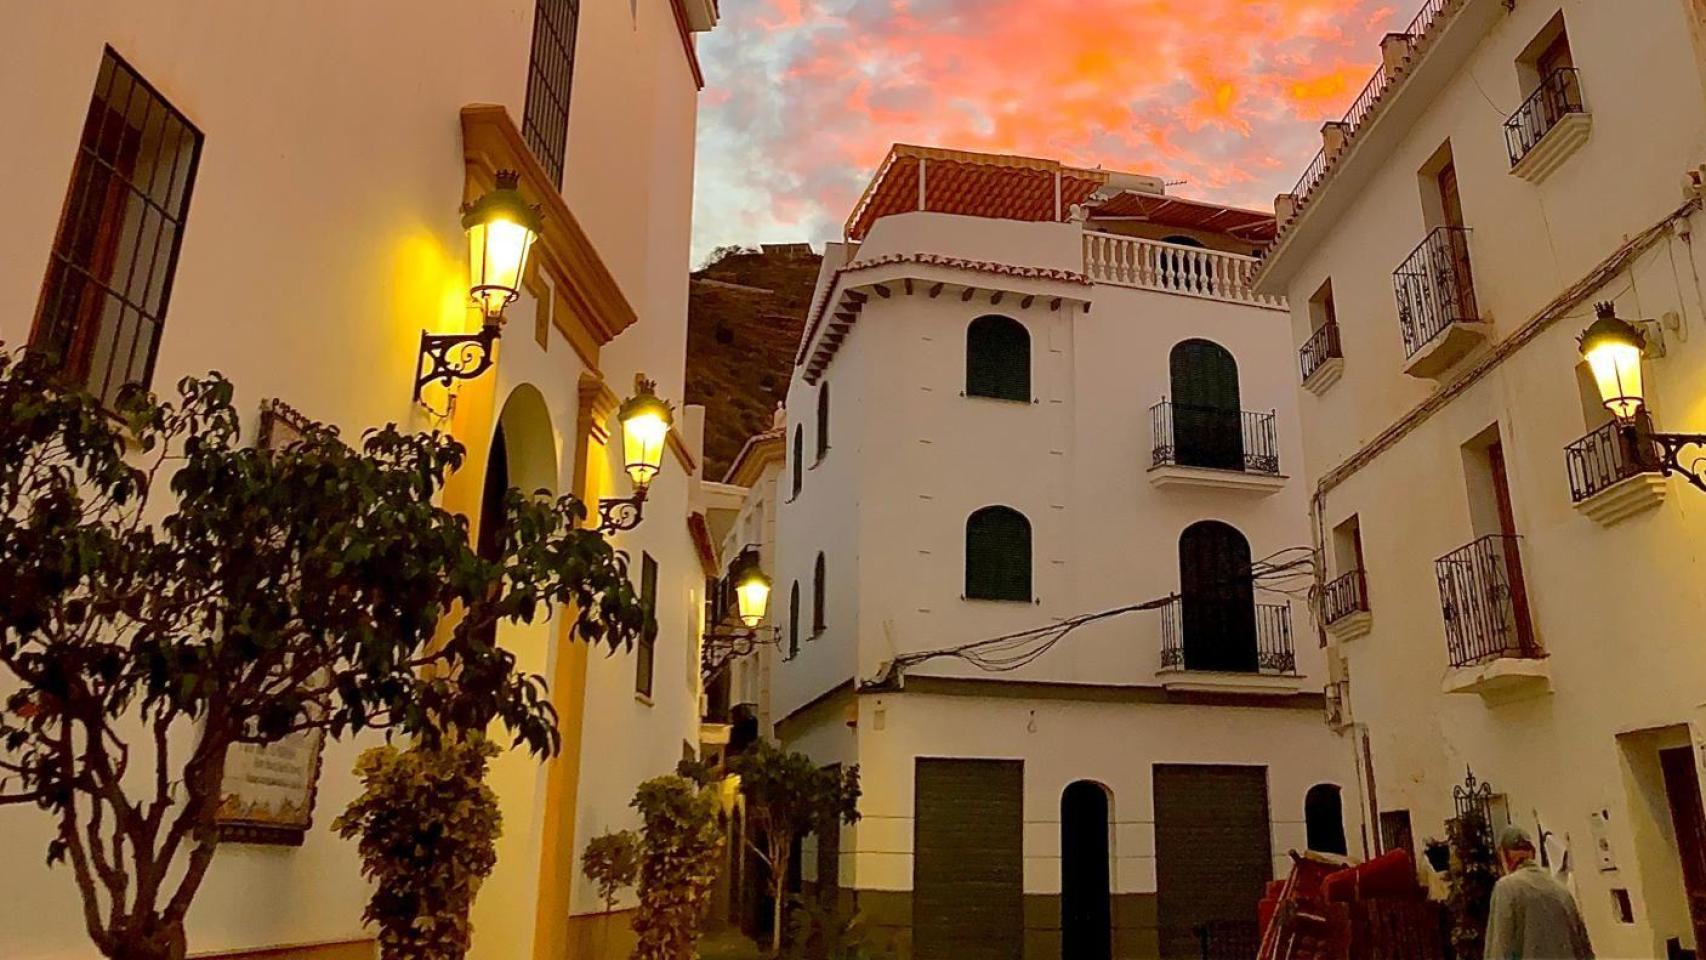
[414,171,543,401]
[1578,302,1706,492]
[730,547,773,628]
[595,375,674,534]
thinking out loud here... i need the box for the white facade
[769,149,1361,959]
[0,3,716,959]
[1256,0,1706,955]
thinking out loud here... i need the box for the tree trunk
[770,846,788,955]
[109,916,185,960]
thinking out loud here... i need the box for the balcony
[1083,232,1284,309]
[1435,535,1549,700]
[1321,569,1372,642]
[1299,321,1344,395]
[1149,401,1286,494]
[1506,68,1590,182]
[1565,419,1665,526]
[1158,597,1302,695]
[1394,226,1484,378]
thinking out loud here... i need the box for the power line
[862,546,1319,690]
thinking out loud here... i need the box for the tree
[581,828,640,955]
[728,740,861,954]
[334,737,503,960]
[630,774,723,960]
[0,352,648,960]
[1447,809,1498,960]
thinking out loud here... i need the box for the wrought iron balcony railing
[1321,569,1370,626]
[1505,68,1586,167]
[1394,226,1479,358]
[1160,598,1296,674]
[1565,417,1655,503]
[1151,401,1280,475]
[1299,321,1343,382]
[1436,534,1540,668]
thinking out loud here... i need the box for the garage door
[914,758,1024,960]
[1154,764,1272,960]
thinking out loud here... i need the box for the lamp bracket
[595,491,648,535]
[1636,318,1668,358]
[414,327,499,401]
[1629,421,1706,493]
[701,624,780,678]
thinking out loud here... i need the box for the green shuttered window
[965,506,1032,602]
[634,552,657,697]
[965,315,1030,402]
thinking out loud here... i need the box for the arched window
[788,581,801,658]
[1178,520,1256,672]
[791,425,804,498]
[812,552,827,634]
[965,506,1032,601]
[1168,339,1243,470]
[966,315,1030,402]
[1305,784,1348,856]
[816,384,830,460]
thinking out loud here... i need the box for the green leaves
[580,829,640,912]
[630,775,724,960]
[334,738,502,960]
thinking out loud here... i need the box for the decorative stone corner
[1441,656,1552,703]
[1404,321,1488,380]
[1511,113,1592,184]
[1148,465,1288,495]
[1325,610,1373,644]
[1157,669,1306,697]
[1303,357,1345,396]
[1573,472,1666,527]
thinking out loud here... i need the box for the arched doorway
[1305,784,1348,856]
[1179,520,1258,672]
[1061,781,1112,960]
[1169,339,1243,471]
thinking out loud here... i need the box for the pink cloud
[693,0,1410,258]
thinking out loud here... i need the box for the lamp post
[1578,302,1706,492]
[414,170,542,401]
[594,375,674,534]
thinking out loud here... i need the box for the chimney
[1380,32,1414,78]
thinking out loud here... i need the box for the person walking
[1484,825,1595,959]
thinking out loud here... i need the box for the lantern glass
[734,561,773,628]
[463,171,541,321]
[1579,310,1647,423]
[619,383,673,491]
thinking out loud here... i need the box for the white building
[1254,0,1706,955]
[0,3,718,959]
[767,145,1359,960]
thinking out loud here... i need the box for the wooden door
[1487,441,1536,650]
[1438,162,1465,229]
[1179,521,1258,673]
[1061,781,1113,960]
[1155,765,1272,960]
[1660,747,1706,951]
[1170,339,1244,471]
[914,759,1024,960]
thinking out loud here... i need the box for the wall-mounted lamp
[700,545,778,677]
[1579,302,1706,492]
[595,375,675,534]
[414,171,543,401]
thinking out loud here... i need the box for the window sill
[1510,112,1591,184]
[634,691,654,707]
[1155,669,1305,696]
[1403,321,1487,380]
[1148,464,1288,495]
[1302,357,1344,396]
[961,393,1035,405]
[1440,656,1551,704]
[1324,610,1373,643]
[1572,471,1665,527]
[961,595,1035,605]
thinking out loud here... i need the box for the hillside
[685,245,822,480]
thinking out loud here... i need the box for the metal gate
[914,758,1024,960]
[1155,764,1272,960]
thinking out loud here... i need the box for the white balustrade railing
[1083,231,1284,308]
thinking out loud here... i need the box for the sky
[690,0,1410,264]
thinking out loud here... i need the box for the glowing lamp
[463,170,542,321]
[731,549,773,628]
[618,377,673,492]
[1579,302,1647,423]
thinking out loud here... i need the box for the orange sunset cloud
[693,0,1411,260]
